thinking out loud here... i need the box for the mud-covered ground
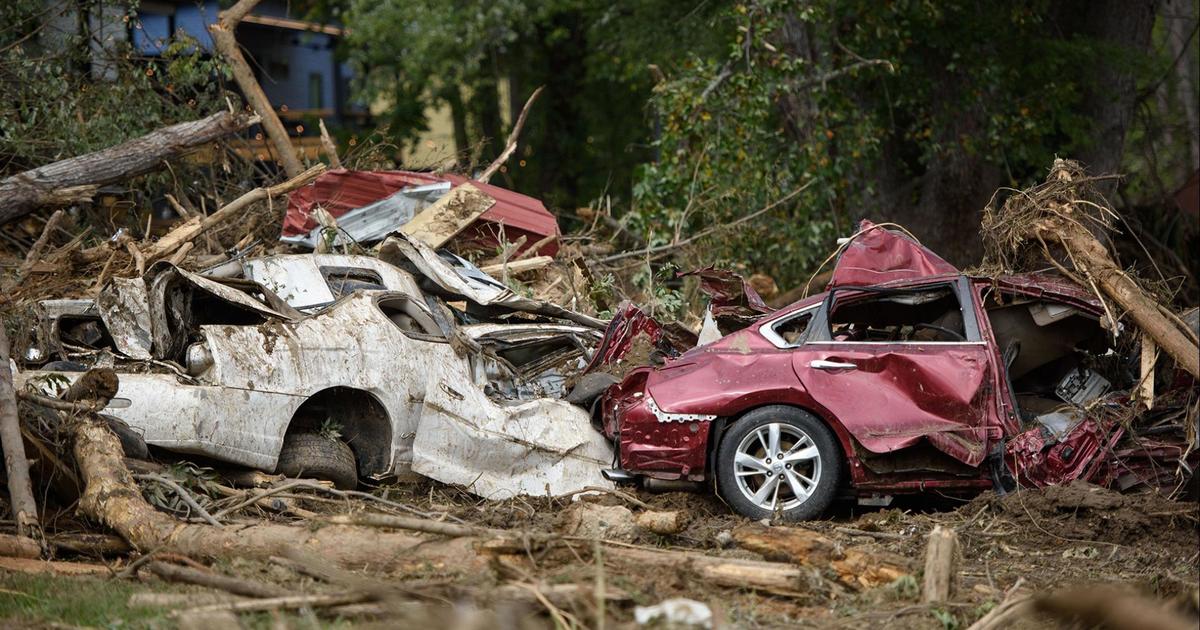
[3,477,1196,629]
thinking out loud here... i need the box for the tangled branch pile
[981,158,1199,379]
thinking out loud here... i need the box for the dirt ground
[2,476,1196,629]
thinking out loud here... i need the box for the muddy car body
[17,245,613,497]
[596,223,1193,519]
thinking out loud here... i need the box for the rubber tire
[716,406,843,521]
[276,432,358,490]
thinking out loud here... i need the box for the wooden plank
[400,183,494,249]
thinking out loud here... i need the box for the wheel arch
[286,386,393,476]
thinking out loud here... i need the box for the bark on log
[600,544,810,593]
[0,111,256,225]
[0,533,41,559]
[1041,218,1200,379]
[921,525,958,603]
[0,326,41,542]
[70,412,481,571]
[634,510,685,535]
[732,524,911,589]
[209,0,303,178]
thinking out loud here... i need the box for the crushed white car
[16,236,613,498]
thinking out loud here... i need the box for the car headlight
[185,342,214,376]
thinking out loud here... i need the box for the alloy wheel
[732,421,822,512]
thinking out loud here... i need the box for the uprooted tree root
[980,158,1199,379]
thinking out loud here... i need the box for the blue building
[132,0,361,157]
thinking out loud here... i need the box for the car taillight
[185,342,214,376]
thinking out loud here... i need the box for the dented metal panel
[96,277,153,359]
[378,234,607,329]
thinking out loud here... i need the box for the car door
[790,277,999,467]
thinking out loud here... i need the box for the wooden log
[0,533,42,559]
[400,183,495,249]
[921,525,958,603]
[633,510,685,535]
[732,524,911,589]
[1043,218,1199,378]
[0,111,256,224]
[322,512,494,538]
[601,544,810,593]
[208,0,303,178]
[69,411,480,571]
[0,326,41,543]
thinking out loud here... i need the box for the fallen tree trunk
[208,0,303,178]
[0,111,257,225]
[1039,217,1200,379]
[0,326,41,543]
[69,412,480,571]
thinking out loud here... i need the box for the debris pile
[1,110,1196,628]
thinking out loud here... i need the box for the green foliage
[0,0,229,172]
[631,0,1142,286]
[0,572,182,627]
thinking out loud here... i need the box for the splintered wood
[732,524,912,589]
[400,183,495,249]
[921,525,959,603]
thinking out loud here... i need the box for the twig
[148,561,287,598]
[321,513,493,538]
[834,526,909,541]
[133,474,222,527]
[478,86,545,184]
[560,486,653,510]
[15,389,101,413]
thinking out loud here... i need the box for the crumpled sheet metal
[96,277,154,360]
[1006,417,1122,488]
[680,266,774,320]
[412,374,614,498]
[829,220,958,289]
[797,347,993,466]
[378,234,607,330]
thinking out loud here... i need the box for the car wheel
[716,406,842,521]
[276,432,358,490]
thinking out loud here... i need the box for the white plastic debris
[634,598,713,628]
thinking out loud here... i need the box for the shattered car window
[762,310,814,347]
[827,284,967,342]
[376,295,445,339]
[321,266,387,298]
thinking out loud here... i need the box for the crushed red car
[588,221,1198,520]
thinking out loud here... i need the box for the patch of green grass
[0,572,182,628]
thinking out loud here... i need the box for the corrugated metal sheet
[283,169,560,255]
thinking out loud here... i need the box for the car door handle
[810,359,857,370]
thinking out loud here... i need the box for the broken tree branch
[209,0,303,178]
[318,119,342,169]
[478,86,544,184]
[732,524,911,590]
[0,326,41,543]
[134,474,223,527]
[145,164,325,260]
[147,561,287,598]
[0,111,257,225]
[10,209,65,288]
